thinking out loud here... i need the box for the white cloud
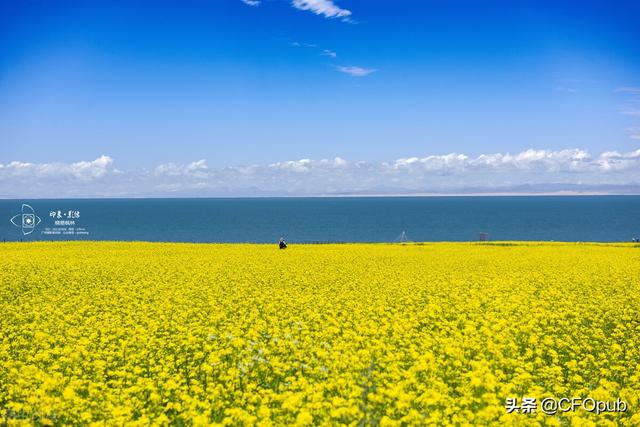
[597,149,640,172]
[616,87,640,95]
[553,79,587,93]
[0,155,114,181]
[268,157,347,172]
[554,85,577,93]
[1,150,639,197]
[291,42,338,61]
[155,159,208,177]
[626,127,640,140]
[290,41,318,49]
[242,0,352,20]
[291,0,351,19]
[337,66,376,77]
[616,86,640,139]
[385,149,598,174]
[620,108,640,117]
[321,49,337,58]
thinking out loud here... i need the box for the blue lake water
[0,196,638,243]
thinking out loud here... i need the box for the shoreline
[2,240,638,246]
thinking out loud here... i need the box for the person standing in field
[279,237,287,249]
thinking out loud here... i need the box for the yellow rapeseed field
[0,242,638,426]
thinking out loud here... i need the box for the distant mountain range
[2,183,640,199]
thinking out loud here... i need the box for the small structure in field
[395,231,411,243]
[479,232,489,242]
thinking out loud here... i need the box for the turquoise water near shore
[1,196,638,243]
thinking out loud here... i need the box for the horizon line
[2,192,640,201]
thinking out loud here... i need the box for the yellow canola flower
[0,241,638,425]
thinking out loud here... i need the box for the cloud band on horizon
[1,148,639,198]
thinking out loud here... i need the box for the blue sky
[1,0,640,196]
